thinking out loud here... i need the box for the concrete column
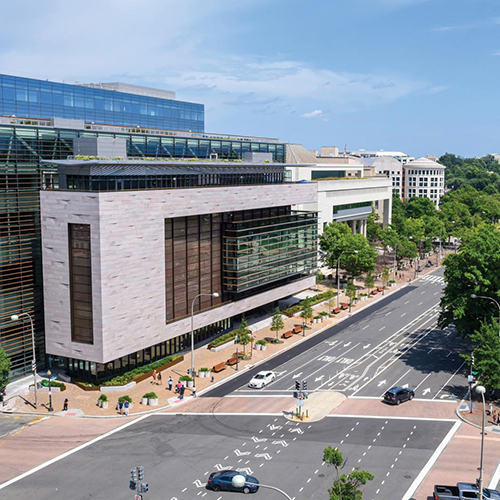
[350,220,357,234]
[361,219,367,237]
[383,198,392,227]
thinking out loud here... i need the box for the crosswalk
[420,274,445,284]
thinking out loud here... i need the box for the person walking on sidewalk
[192,385,197,398]
[167,376,173,391]
[157,371,162,385]
[124,400,130,416]
[179,385,185,400]
[63,398,68,411]
[152,369,158,385]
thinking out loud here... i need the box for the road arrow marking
[269,425,282,431]
[193,480,207,488]
[252,437,267,443]
[344,342,352,347]
[289,428,304,434]
[292,373,303,379]
[214,464,233,471]
[363,377,370,381]
[377,380,387,387]
[255,453,272,460]
[274,371,287,377]
[272,440,289,447]
[363,344,371,349]
[315,375,324,382]
[237,467,254,475]
[234,449,251,456]
[423,388,431,395]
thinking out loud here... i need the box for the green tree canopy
[0,347,10,395]
[404,197,438,219]
[270,308,284,341]
[301,300,313,324]
[236,317,252,354]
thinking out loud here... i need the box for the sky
[1,0,499,157]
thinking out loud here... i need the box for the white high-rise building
[404,157,446,207]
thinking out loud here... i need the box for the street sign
[468,375,474,383]
[31,361,36,372]
[135,495,143,500]
[296,392,303,400]
[297,399,304,407]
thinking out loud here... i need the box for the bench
[282,330,293,339]
[292,326,302,335]
[377,286,383,292]
[371,289,378,295]
[212,362,227,373]
[227,357,238,366]
[333,307,341,314]
[340,303,348,310]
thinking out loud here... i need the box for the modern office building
[0,73,286,379]
[359,156,404,199]
[40,144,317,381]
[404,157,446,207]
[286,144,393,235]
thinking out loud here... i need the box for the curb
[1,267,439,420]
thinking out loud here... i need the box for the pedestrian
[124,400,130,416]
[157,371,162,385]
[63,398,68,411]
[176,381,182,393]
[118,401,124,415]
[168,376,173,391]
[152,369,158,385]
[192,385,197,398]
[179,385,185,400]
[497,412,500,426]
[493,410,498,424]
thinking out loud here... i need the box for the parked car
[248,371,275,389]
[383,386,415,405]
[207,470,259,494]
[434,482,500,499]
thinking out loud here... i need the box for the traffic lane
[0,414,41,439]
[354,325,470,400]
[205,285,419,397]
[232,288,441,395]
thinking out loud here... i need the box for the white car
[248,371,276,389]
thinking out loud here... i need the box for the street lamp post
[190,292,219,379]
[470,294,500,338]
[476,385,486,500]
[10,313,38,409]
[438,225,443,266]
[336,250,358,308]
[47,369,54,412]
[232,475,292,499]
[393,245,398,283]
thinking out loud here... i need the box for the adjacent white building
[359,156,404,198]
[349,149,415,164]
[404,157,446,207]
[286,144,393,236]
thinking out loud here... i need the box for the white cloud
[494,51,500,57]
[302,110,323,119]
[433,17,500,32]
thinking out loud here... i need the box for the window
[68,224,93,344]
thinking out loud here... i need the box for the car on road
[207,470,259,494]
[248,371,275,389]
[434,482,500,499]
[383,386,415,405]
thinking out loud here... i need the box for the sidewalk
[3,257,440,418]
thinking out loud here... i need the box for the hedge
[41,379,66,389]
[207,330,238,349]
[101,355,180,386]
[281,290,335,317]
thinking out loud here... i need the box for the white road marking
[401,312,407,317]
[418,301,423,305]
[385,311,392,316]
[379,326,386,331]
[362,325,370,330]
[413,373,432,392]
[379,368,412,396]
[432,361,466,400]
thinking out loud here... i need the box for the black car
[383,386,415,405]
[207,470,259,494]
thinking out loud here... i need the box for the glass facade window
[223,208,318,294]
[311,170,346,180]
[333,201,372,215]
[68,224,93,344]
[0,74,204,132]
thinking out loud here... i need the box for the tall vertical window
[68,224,93,344]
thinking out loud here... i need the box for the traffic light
[138,466,144,481]
[129,481,137,491]
[131,469,138,482]
[141,483,149,493]
[295,380,300,391]
[471,352,475,366]
[302,380,308,391]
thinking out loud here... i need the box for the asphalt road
[0,414,40,439]
[207,269,469,402]
[0,414,455,500]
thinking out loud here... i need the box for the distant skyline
[1,0,499,157]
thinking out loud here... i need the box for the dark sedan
[383,386,415,405]
[207,470,259,494]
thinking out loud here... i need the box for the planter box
[134,356,184,384]
[210,339,236,353]
[75,381,100,392]
[187,381,194,389]
[30,385,64,392]
[101,401,109,409]
[100,381,136,393]
[141,397,148,405]
[148,398,159,406]
[198,371,209,378]
[255,344,267,351]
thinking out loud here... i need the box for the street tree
[364,272,374,293]
[327,288,336,314]
[366,212,382,242]
[345,280,357,312]
[236,317,252,355]
[0,347,10,396]
[404,197,438,219]
[323,445,374,500]
[439,225,500,338]
[381,268,390,288]
[301,300,313,328]
[270,308,284,342]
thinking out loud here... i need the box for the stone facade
[41,183,317,363]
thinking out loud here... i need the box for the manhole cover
[318,474,325,478]
[404,475,412,479]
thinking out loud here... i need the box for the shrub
[319,311,329,316]
[118,395,133,404]
[199,367,210,372]
[281,290,335,317]
[41,379,66,389]
[98,394,108,402]
[101,355,179,386]
[179,375,193,382]
[256,339,267,346]
[143,392,158,399]
[207,330,238,349]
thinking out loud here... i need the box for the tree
[364,272,374,292]
[270,308,284,342]
[323,445,374,500]
[301,300,313,328]
[327,288,336,314]
[345,280,357,312]
[404,197,438,219]
[381,268,390,288]
[236,317,252,355]
[439,225,500,338]
[366,212,382,242]
[465,320,500,389]
[0,347,10,396]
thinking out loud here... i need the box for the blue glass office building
[0,73,286,378]
[0,74,204,132]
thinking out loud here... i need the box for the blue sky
[1,0,499,157]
